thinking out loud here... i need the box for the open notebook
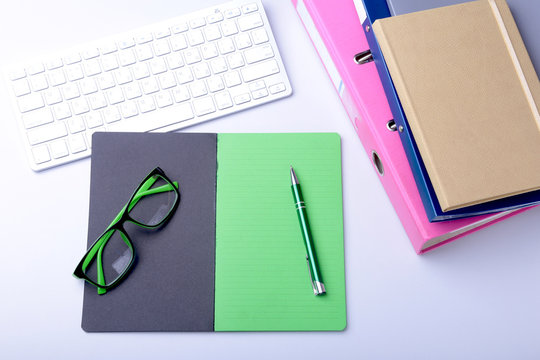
[81,132,346,332]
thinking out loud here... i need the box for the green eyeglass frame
[73,167,180,295]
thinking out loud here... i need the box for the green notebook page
[214,133,346,331]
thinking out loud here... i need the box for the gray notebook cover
[385,0,539,72]
[81,132,217,332]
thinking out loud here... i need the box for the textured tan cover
[373,0,540,211]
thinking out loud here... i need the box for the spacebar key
[241,59,279,82]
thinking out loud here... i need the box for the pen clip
[305,255,318,295]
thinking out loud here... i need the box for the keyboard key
[242,3,258,13]
[133,63,150,79]
[138,97,156,113]
[190,81,208,97]
[217,38,235,54]
[85,112,104,128]
[9,67,26,80]
[17,93,45,113]
[89,93,108,110]
[69,133,87,153]
[170,34,188,51]
[102,54,119,71]
[103,106,121,123]
[251,28,269,45]
[67,116,86,133]
[234,93,250,105]
[207,76,225,92]
[80,78,98,95]
[227,53,245,69]
[32,144,51,164]
[150,58,167,75]
[201,43,219,60]
[27,122,67,145]
[172,86,190,102]
[48,69,66,86]
[171,102,193,122]
[238,13,263,32]
[64,53,82,65]
[189,17,206,29]
[120,101,138,118]
[12,79,31,97]
[83,48,100,60]
[114,68,133,85]
[221,21,238,36]
[244,44,274,64]
[50,139,69,159]
[210,58,228,74]
[100,43,118,54]
[171,23,188,33]
[98,73,116,90]
[46,58,64,70]
[214,91,233,109]
[224,71,241,87]
[124,83,142,99]
[224,8,241,19]
[187,29,205,46]
[269,82,286,94]
[83,58,102,76]
[249,80,266,91]
[53,102,72,120]
[166,53,184,69]
[155,28,171,39]
[62,83,80,100]
[235,33,252,49]
[142,78,160,94]
[106,87,125,105]
[27,63,45,75]
[66,64,84,81]
[205,25,222,41]
[136,33,153,44]
[72,98,90,115]
[135,44,154,61]
[30,74,49,91]
[156,92,173,108]
[241,59,279,82]
[184,48,202,64]
[158,72,177,89]
[119,49,137,66]
[153,39,171,56]
[44,88,63,105]
[207,12,224,24]
[118,38,135,49]
[193,96,216,116]
[22,108,54,129]
[193,63,211,79]
[251,88,268,99]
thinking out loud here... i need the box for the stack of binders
[292,0,538,253]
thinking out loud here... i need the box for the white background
[1,0,539,359]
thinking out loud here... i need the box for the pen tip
[290,166,298,185]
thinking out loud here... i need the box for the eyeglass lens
[128,175,178,226]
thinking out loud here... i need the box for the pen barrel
[291,183,323,285]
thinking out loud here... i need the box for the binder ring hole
[372,151,384,176]
[386,120,397,131]
[354,50,373,65]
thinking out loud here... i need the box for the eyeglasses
[73,167,180,295]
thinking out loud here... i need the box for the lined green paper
[214,133,346,331]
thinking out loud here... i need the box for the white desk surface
[1,1,539,358]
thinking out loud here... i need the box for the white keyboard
[4,0,291,171]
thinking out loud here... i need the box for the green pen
[290,166,326,295]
